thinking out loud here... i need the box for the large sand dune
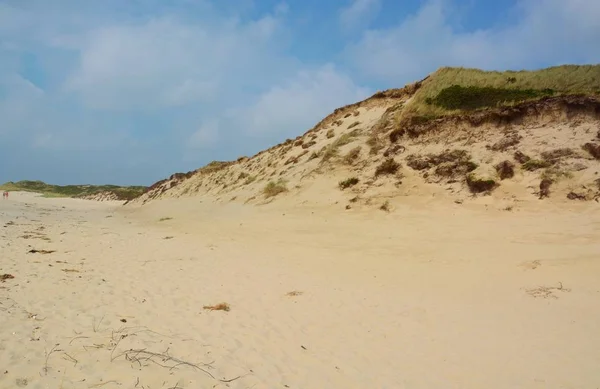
[1,192,599,388]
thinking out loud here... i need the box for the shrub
[495,160,515,180]
[383,144,406,158]
[367,135,384,155]
[582,143,600,159]
[263,180,288,198]
[522,159,551,171]
[466,173,497,193]
[379,201,391,212]
[375,159,400,177]
[514,150,531,164]
[567,192,587,200]
[348,121,361,129]
[339,177,359,190]
[539,178,553,199]
[244,175,257,185]
[326,129,335,138]
[302,140,317,149]
[308,151,320,161]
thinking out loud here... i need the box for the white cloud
[189,120,219,149]
[240,64,370,138]
[64,15,284,111]
[339,0,382,32]
[346,0,600,82]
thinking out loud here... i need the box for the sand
[1,191,600,388]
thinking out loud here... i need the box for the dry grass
[339,177,359,190]
[379,200,391,212]
[286,291,303,297]
[158,217,173,222]
[203,302,230,312]
[263,180,288,198]
[374,159,400,177]
[526,282,571,299]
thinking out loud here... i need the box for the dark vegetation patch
[495,160,515,180]
[374,159,400,177]
[539,178,553,199]
[339,177,359,190]
[406,150,477,178]
[582,143,600,159]
[427,85,556,111]
[522,159,552,171]
[466,174,497,193]
[383,144,406,158]
[514,150,531,164]
[567,191,587,200]
[302,141,317,149]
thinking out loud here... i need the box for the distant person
[2,191,6,199]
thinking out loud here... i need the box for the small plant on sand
[582,142,600,159]
[326,129,335,139]
[158,217,173,222]
[466,173,497,193]
[286,291,303,297]
[367,135,384,155]
[375,159,400,177]
[522,159,551,171]
[339,177,359,190]
[244,175,257,185]
[263,179,288,198]
[379,200,391,212]
[203,302,230,312]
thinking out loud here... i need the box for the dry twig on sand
[203,302,230,312]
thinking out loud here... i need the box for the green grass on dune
[401,65,600,120]
[0,180,147,201]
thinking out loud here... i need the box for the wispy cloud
[339,0,382,32]
[345,0,600,82]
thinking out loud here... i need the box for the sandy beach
[1,191,600,388]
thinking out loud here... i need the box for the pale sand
[1,192,600,388]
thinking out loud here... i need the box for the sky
[1,0,599,186]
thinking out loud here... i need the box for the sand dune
[1,191,600,388]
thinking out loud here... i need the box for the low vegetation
[466,173,497,193]
[522,159,552,171]
[0,180,146,200]
[427,85,555,111]
[582,143,600,159]
[263,179,288,198]
[495,160,515,180]
[339,177,359,190]
[375,159,400,177]
[399,65,600,121]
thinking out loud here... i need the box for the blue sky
[1,0,599,186]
